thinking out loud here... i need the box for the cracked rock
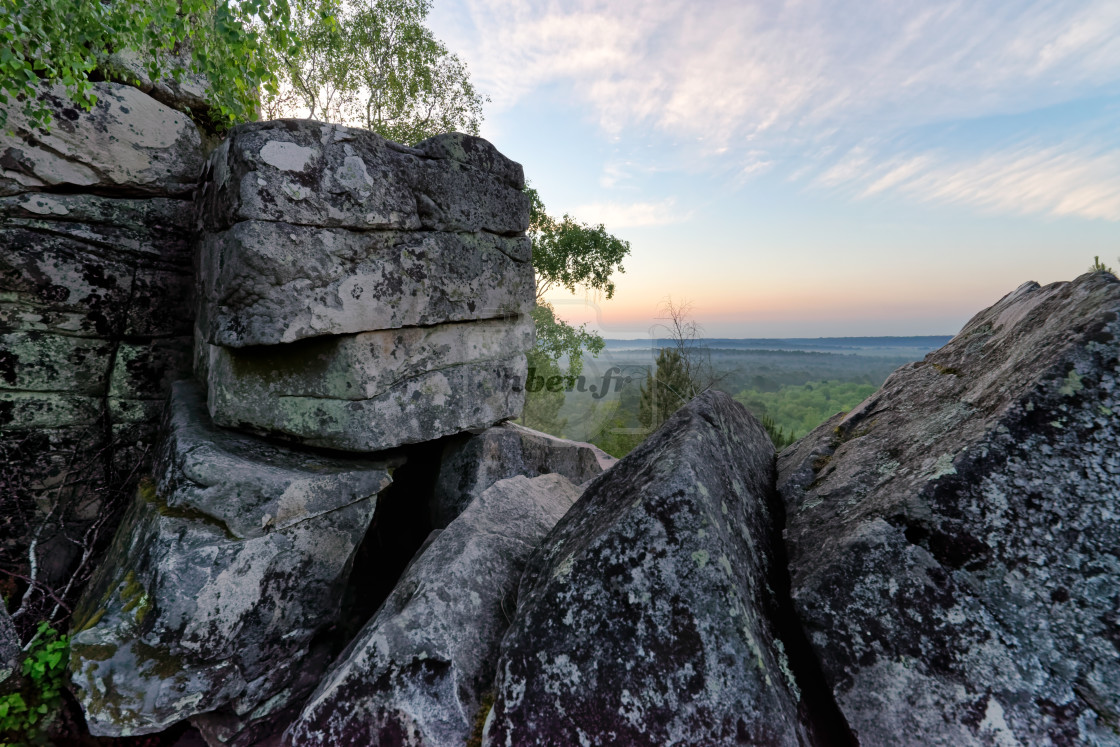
[286,473,581,746]
[69,382,398,743]
[779,272,1120,745]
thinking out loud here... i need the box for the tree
[639,348,694,430]
[0,0,298,130]
[519,187,630,435]
[526,186,630,379]
[260,0,486,143]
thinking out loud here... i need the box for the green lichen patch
[138,476,237,539]
[133,642,185,680]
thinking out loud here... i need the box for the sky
[426,0,1120,338]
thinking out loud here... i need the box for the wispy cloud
[811,142,1120,220]
[571,198,693,228]
[440,0,1120,145]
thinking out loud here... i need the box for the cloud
[438,0,1120,147]
[811,142,1120,220]
[570,198,694,228]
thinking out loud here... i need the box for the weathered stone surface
[0,82,204,196]
[196,121,527,235]
[484,391,824,746]
[206,315,532,451]
[197,221,532,348]
[0,604,18,692]
[212,352,528,453]
[778,273,1120,745]
[287,474,581,746]
[431,421,616,527]
[1,188,195,602]
[69,382,398,740]
[99,50,211,114]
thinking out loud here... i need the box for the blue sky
[427,0,1120,337]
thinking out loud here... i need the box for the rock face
[0,82,204,196]
[484,391,827,746]
[207,316,533,453]
[69,382,397,743]
[287,474,581,747]
[0,605,18,692]
[194,120,535,452]
[430,421,616,527]
[778,273,1120,745]
[0,84,203,607]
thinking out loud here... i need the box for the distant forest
[523,338,942,457]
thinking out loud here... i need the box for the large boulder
[207,316,533,452]
[778,273,1120,745]
[0,82,204,196]
[483,391,834,745]
[286,474,581,746]
[430,421,616,527]
[69,382,398,743]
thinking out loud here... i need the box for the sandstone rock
[431,421,616,527]
[197,222,532,348]
[778,273,1120,745]
[484,391,827,746]
[0,82,204,196]
[286,474,581,746]
[207,315,533,452]
[69,382,398,740]
[196,121,527,235]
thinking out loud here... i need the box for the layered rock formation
[193,121,535,452]
[287,474,581,746]
[483,391,833,745]
[779,272,1120,745]
[70,383,398,742]
[0,82,203,604]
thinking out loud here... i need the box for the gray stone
[69,381,398,740]
[212,352,528,453]
[778,272,1120,745]
[99,50,211,114]
[0,603,18,693]
[196,121,527,235]
[197,221,532,348]
[484,391,825,746]
[286,474,581,746]
[206,315,533,451]
[431,421,616,527]
[0,82,204,196]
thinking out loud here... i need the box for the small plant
[1089,256,1116,276]
[0,622,70,746]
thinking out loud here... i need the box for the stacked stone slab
[0,83,203,600]
[194,121,535,452]
[69,382,399,743]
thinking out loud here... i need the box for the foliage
[1089,256,1117,276]
[734,380,877,442]
[639,348,695,430]
[759,414,796,449]
[522,347,567,435]
[0,622,69,745]
[0,0,298,131]
[528,187,630,303]
[521,187,630,432]
[260,0,485,143]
